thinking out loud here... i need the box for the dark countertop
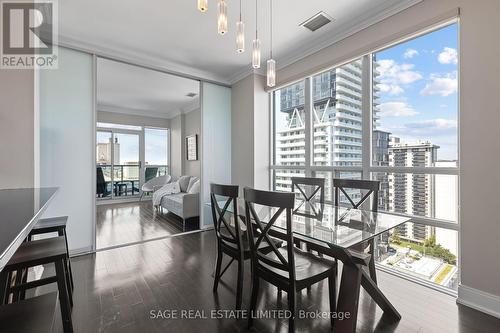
[0,187,58,271]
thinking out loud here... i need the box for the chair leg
[235,259,244,310]
[0,270,9,305]
[288,288,296,333]
[213,249,223,292]
[248,275,260,329]
[368,239,377,284]
[59,229,74,291]
[55,259,73,333]
[12,269,23,302]
[328,273,337,328]
[139,192,144,201]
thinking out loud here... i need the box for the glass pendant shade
[267,59,276,87]
[236,21,245,53]
[217,0,228,35]
[252,39,261,68]
[197,0,208,12]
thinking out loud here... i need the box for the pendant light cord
[255,0,258,38]
[270,0,273,58]
[239,0,242,21]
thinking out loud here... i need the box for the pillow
[188,180,200,194]
[178,175,191,192]
[186,176,199,193]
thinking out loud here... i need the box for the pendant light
[252,0,261,68]
[218,0,228,35]
[236,0,245,53]
[197,0,207,12]
[267,0,276,87]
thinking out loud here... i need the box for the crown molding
[228,67,266,85]
[56,0,422,87]
[229,0,422,85]
[273,0,423,75]
[97,103,176,119]
[56,34,231,86]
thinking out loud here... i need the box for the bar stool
[28,216,74,290]
[0,237,74,333]
[0,292,58,333]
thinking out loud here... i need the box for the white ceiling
[59,0,420,84]
[97,58,200,118]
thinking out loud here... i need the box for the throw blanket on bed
[153,181,180,207]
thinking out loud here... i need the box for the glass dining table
[206,198,411,332]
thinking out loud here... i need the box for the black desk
[0,187,58,272]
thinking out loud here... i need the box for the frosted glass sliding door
[39,47,94,254]
[201,82,231,227]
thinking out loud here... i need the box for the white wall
[39,48,94,254]
[231,73,270,194]
[231,74,255,190]
[184,108,201,178]
[97,110,170,128]
[0,70,34,189]
[169,114,184,179]
[232,0,500,316]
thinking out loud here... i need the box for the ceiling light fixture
[197,0,208,12]
[266,0,275,87]
[236,0,245,53]
[252,0,261,68]
[217,0,228,35]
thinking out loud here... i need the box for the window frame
[269,21,460,294]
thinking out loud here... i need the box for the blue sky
[375,23,458,160]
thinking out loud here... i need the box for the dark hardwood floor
[96,201,198,249]
[42,231,498,333]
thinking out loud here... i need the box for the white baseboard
[457,284,500,319]
[69,246,93,257]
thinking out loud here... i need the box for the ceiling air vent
[186,92,197,97]
[300,11,333,32]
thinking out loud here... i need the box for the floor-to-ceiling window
[270,22,459,292]
[95,123,170,200]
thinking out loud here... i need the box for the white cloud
[379,101,418,117]
[376,59,422,96]
[405,118,457,131]
[377,83,404,95]
[420,72,457,97]
[438,47,458,65]
[387,119,457,139]
[404,48,419,58]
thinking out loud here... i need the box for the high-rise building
[96,138,120,165]
[373,129,391,211]
[388,140,439,242]
[274,60,365,192]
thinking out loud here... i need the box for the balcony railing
[96,164,169,199]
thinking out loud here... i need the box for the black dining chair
[210,183,282,310]
[333,178,380,283]
[291,177,325,218]
[96,167,110,197]
[244,187,337,332]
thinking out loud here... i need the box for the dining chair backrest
[210,183,244,254]
[333,178,380,212]
[96,167,107,196]
[291,177,325,204]
[244,187,296,281]
[145,167,159,183]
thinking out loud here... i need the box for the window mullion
[304,77,313,177]
[361,54,372,180]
